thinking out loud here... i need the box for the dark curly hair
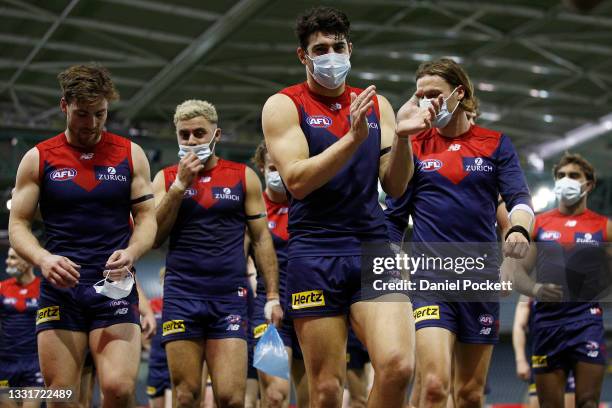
[295,6,350,50]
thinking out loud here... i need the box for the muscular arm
[244,167,279,299]
[9,148,80,287]
[125,143,157,261]
[262,88,375,200]
[152,170,184,247]
[9,148,48,265]
[378,95,413,198]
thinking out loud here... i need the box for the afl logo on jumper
[540,230,561,241]
[420,159,443,172]
[50,168,77,181]
[307,115,332,128]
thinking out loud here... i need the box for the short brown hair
[415,58,479,115]
[553,152,596,185]
[251,140,267,171]
[295,6,350,50]
[58,64,119,104]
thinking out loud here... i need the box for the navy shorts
[36,279,140,334]
[0,355,43,387]
[161,296,247,344]
[147,363,171,399]
[412,301,499,344]
[347,330,369,370]
[531,319,607,374]
[287,256,366,318]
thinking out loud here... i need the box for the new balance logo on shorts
[413,305,440,323]
[292,290,325,309]
[532,355,547,368]
[36,306,60,325]
[162,320,186,336]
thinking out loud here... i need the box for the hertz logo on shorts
[532,355,547,368]
[291,290,325,310]
[0,380,9,388]
[146,386,156,396]
[413,306,440,323]
[36,306,60,325]
[162,320,186,336]
[254,323,268,339]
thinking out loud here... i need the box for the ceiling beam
[0,0,80,95]
[99,0,220,21]
[0,6,192,45]
[0,33,158,61]
[120,0,272,121]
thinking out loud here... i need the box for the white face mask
[93,269,134,300]
[266,170,285,194]
[178,132,217,163]
[419,87,460,128]
[306,53,351,90]
[6,266,20,277]
[554,177,587,206]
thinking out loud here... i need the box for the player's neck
[203,155,219,172]
[65,129,102,149]
[558,199,587,216]
[306,76,345,98]
[16,271,35,286]
[438,111,470,138]
[266,187,287,203]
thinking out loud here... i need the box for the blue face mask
[419,87,460,128]
[307,53,351,89]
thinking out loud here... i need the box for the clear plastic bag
[253,324,289,379]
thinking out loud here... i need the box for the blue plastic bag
[253,324,289,379]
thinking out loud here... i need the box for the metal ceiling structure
[1,0,611,176]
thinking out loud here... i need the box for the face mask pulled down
[554,177,587,206]
[419,87,460,128]
[307,53,351,90]
[6,266,20,277]
[93,268,134,300]
[178,135,217,163]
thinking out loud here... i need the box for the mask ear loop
[446,87,462,115]
[124,267,134,281]
[94,270,111,289]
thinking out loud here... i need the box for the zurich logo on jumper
[50,168,77,181]
[97,166,128,182]
[214,187,240,201]
[307,115,332,128]
[419,159,443,172]
[464,157,493,172]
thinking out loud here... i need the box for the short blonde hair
[173,99,218,126]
